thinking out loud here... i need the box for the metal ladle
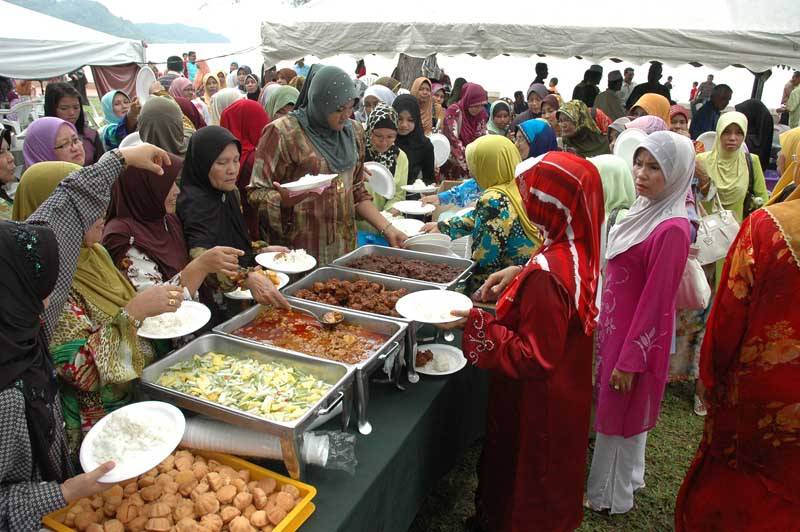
[294,307,345,329]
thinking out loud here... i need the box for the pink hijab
[447,82,488,146]
[169,77,193,100]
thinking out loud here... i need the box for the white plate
[390,217,425,236]
[405,233,452,246]
[612,128,647,170]
[415,344,468,376]
[697,131,717,153]
[395,290,473,323]
[364,162,395,199]
[406,242,459,257]
[256,250,317,274]
[138,301,211,339]
[135,67,157,104]
[402,183,438,194]
[393,200,436,216]
[79,401,185,483]
[429,133,451,168]
[224,271,290,299]
[281,174,337,193]
[119,131,142,148]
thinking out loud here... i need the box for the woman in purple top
[586,131,694,514]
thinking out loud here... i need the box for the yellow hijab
[12,161,136,317]
[696,111,749,209]
[465,135,542,245]
[202,72,217,106]
[12,162,81,221]
[767,127,800,205]
[631,93,671,126]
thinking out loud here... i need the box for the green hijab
[265,85,300,119]
[12,161,81,221]
[290,65,359,173]
[558,100,610,158]
[588,154,635,222]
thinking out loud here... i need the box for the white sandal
[693,394,707,416]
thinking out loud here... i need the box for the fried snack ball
[266,505,287,526]
[242,504,256,520]
[233,491,253,511]
[90,495,103,509]
[231,478,247,493]
[175,449,193,461]
[207,460,221,471]
[251,488,268,510]
[102,485,123,501]
[148,502,171,519]
[275,491,295,512]
[175,470,195,485]
[127,516,148,532]
[175,517,199,532]
[115,501,139,524]
[217,466,237,479]
[192,480,210,498]
[155,473,173,486]
[249,510,268,528]
[280,484,300,498]
[123,481,139,497]
[179,478,198,497]
[206,472,226,491]
[74,510,100,531]
[103,519,124,532]
[256,478,276,494]
[173,499,195,521]
[159,492,180,507]
[220,505,241,523]
[247,481,258,492]
[163,481,179,495]
[216,484,237,504]
[193,461,210,481]
[144,517,172,531]
[238,470,251,483]
[175,455,193,472]
[138,476,156,489]
[200,513,223,532]
[157,454,175,473]
[128,493,145,507]
[140,484,163,502]
[85,524,104,532]
[229,515,254,532]
[194,492,220,516]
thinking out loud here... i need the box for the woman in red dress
[444,150,604,531]
[675,203,800,531]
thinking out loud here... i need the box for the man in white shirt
[619,67,637,110]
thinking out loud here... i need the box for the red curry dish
[233,307,387,364]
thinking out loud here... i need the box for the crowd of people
[1,52,799,532]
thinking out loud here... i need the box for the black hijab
[176,126,253,266]
[0,126,12,204]
[393,94,435,184]
[735,99,774,173]
[0,220,64,481]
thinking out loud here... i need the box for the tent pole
[749,69,772,100]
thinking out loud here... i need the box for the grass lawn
[408,381,705,532]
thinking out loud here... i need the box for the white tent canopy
[261,0,800,72]
[0,0,146,80]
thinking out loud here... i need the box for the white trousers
[586,431,648,514]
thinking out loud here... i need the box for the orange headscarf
[631,93,671,126]
[193,60,211,91]
[411,77,441,135]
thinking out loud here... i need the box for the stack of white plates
[405,233,458,257]
[450,236,472,259]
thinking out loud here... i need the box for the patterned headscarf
[365,103,400,173]
[500,151,604,334]
[558,100,610,158]
[626,115,669,135]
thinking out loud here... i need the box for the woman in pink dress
[586,131,694,514]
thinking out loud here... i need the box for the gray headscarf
[290,65,359,173]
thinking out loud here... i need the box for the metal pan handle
[378,341,401,360]
[316,390,345,416]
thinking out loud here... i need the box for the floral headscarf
[365,103,400,173]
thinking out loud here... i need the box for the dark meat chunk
[416,349,434,367]
[294,278,408,317]
[346,255,460,283]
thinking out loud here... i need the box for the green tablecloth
[296,362,488,532]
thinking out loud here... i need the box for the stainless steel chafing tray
[329,245,474,290]
[283,266,445,386]
[139,333,353,480]
[213,300,406,435]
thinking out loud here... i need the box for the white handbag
[695,194,740,266]
[676,247,711,310]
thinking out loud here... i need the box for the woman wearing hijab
[446,77,467,107]
[768,128,800,204]
[249,66,407,265]
[192,60,211,93]
[607,117,630,152]
[393,94,435,185]
[374,76,402,93]
[586,131,695,515]
[169,77,209,126]
[244,73,261,101]
[675,194,800,532]
[138,96,189,156]
[44,82,104,165]
[209,88,244,126]
[589,154,636,243]
[487,100,512,136]
[433,136,540,293]
[235,66,253,92]
[215,70,226,88]
[511,83,550,129]
[361,103,407,217]
[220,99,271,239]
[629,93,672,126]
[98,90,140,150]
[440,151,603,532]
[540,94,561,135]
[275,67,297,86]
[265,85,299,121]
[626,115,669,135]
[411,77,444,134]
[361,85,397,121]
[735,98,775,173]
[557,100,611,158]
[442,82,489,180]
[178,126,288,319]
[289,75,305,91]
[201,73,221,108]
[0,127,14,220]
[23,117,85,168]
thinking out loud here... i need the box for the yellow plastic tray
[42,449,316,532]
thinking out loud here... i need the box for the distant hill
[7,0,230,43]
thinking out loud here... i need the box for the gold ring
[614,385,620,391]
[169,299,176,306]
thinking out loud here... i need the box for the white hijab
[605,131,694,260]
[363,85,396,107]
[209,88,245,125]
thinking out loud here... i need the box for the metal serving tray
[330,244,474,289]
[283,266,445,385]
[139,333,353,480]
[213,300,407,435]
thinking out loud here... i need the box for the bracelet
[379,221,392,236]
[120,307,142,329]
